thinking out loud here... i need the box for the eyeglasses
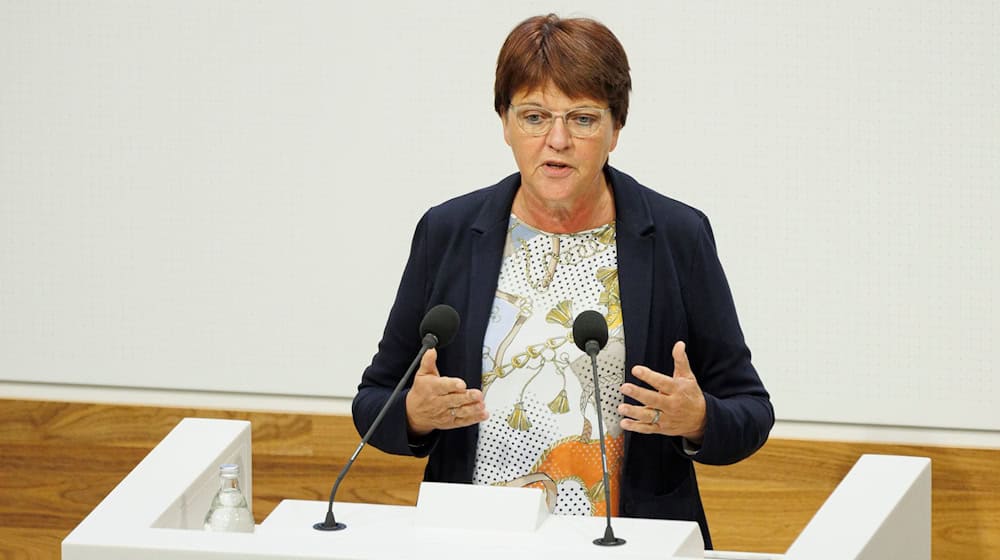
[509,104,610,138]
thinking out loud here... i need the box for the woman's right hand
[405,348,489,436]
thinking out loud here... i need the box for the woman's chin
[524,182,580,206]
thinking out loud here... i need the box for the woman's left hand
[618,341,707,444]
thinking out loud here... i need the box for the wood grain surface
[0,399,996,559]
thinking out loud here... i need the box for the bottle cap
[219,463,240,479]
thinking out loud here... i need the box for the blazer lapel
[465,174,520,391]
[608,167,655,380]
[607,167,655,475]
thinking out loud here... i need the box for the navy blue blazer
[353,166,774,548]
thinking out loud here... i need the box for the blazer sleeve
[680,215,774,465]
[351,213,436,457]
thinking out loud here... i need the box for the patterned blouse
[473,214,626,516]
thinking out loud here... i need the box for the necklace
[515,220,615,292]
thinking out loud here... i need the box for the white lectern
[62,418,704,559]
[62,418,931,560]
[784,453,931,560]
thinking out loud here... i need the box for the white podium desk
[62,418,931,560]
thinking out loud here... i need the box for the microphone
[314,304,460,531]
[572,310,625,547]
[573,309,609,356]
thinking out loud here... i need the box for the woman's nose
[546,117,572,150]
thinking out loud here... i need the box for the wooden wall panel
[0,399,997,560]
[694,439,1000,556]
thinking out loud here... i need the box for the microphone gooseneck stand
[313,332,438,531]
[572,309,625,546]
[314,303,460,532]
[585,340,626,547]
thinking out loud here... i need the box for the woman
[353,14,773,548]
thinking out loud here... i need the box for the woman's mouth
[542,161,573,177]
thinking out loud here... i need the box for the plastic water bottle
[203,463,254,532]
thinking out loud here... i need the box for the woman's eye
[523,113,547,124]
[571,114,598,126]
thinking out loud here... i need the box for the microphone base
[593,536,626,546]
[313,521,347,531]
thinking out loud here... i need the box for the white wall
[2,1,997,434]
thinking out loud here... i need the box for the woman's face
[502,83,620,210]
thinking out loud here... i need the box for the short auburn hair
[494,14,632,129]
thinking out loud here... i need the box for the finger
[620,382,668,406]
[428,375,467,396]
[616,403,660,423]
[672,341,695,379]
[449,399,489,422]
[416,348,440,377]
[414,349,466,395]
[620,417,661,434]
[444,387,482,409]
[630,365,677,395]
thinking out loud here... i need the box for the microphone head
[572,310,609,352]
[420,304,460,348]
